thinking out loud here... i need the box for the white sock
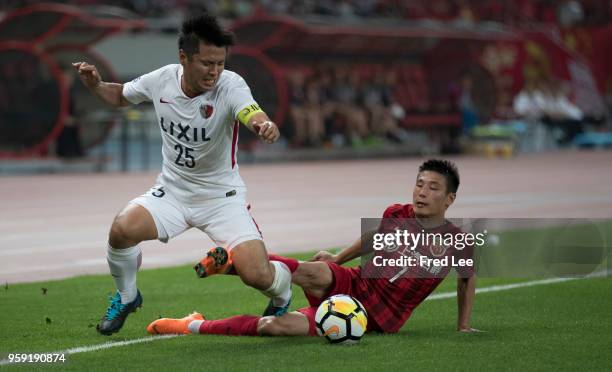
[260,261,292,307]
[188,320,204,334]
[106,243,142,304]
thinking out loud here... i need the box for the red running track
[1,150,611,284]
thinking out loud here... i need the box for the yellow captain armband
[237,103,264,125]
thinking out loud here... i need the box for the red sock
[198,315,260,336]
[268,254,299,273]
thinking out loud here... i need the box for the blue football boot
[97,290,143,335]
[262,295,292,317]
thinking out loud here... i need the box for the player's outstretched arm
[72,62,130,107]
[312,230,377,265]
[457,275,481,332]
[245,111,280,144]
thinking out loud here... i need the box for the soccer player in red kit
[147,159,480,336]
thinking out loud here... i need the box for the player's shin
[193,316,260,336]
[106,243,142,304]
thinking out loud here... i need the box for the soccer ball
[315,294,368,344]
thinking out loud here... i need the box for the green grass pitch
[1,248,611,371]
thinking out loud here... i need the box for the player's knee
[294,262,329,288]
[108,205,157,248]
[231,241,275,289]
[109,220,130,248]
[291,266,309,286]
[257,316,287,336]
[108,215,140,248]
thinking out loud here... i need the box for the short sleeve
[382,204,404,218]
[122,70,159,104]
[377,204,404,233]
[226,75,258,119]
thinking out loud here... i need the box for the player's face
[180,42,226,94]
[412,171,455,219]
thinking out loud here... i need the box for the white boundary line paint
[427,269,609,301]
[60,334,180,354]
[1,270,609,366]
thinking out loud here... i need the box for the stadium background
[1,0,611,168]
[0,1,611,368]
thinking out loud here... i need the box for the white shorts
[130,185,263,249]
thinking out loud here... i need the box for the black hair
[418,159,460,193]
[178,13,235,58]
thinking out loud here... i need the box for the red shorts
[296,263,381,336]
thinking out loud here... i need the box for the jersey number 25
[174,144,195,168]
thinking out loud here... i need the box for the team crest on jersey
[429,244,449,257]
[200,104,214,119]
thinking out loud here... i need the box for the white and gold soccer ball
[315,294,368,344]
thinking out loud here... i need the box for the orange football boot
[146,312,204,335]
[194,247,234,278]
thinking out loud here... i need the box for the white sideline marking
[62,334,181,354]
[428,270,607,300]
[0,270,609,365]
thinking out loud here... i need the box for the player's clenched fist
[72,62,101,90]
[253,120,280,144]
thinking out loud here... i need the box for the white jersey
[123,64,257,206]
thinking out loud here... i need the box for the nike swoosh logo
[160,98,172,104]
[323,325,340,337]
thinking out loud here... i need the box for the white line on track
[1,270,609,366]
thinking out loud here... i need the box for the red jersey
[355,203,474,333]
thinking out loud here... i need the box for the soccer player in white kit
[73,14,292,335]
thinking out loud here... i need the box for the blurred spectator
[456,0,476,24]
[254,0,609,27]
[514,78,583,122]
[542,80,583,121]
[285,64,419,148]
[2,0,608,27]
[287,70,306,144]
[514,79,584,144]
[362,70,409,142]
[540,80,583,143]
[557,0,585,27]
[331,68,370,145]
[287,70,325,147]
[513,79,542,120]
[303,80,326,144]
[458,75,479,135]
[55,64,84,159]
